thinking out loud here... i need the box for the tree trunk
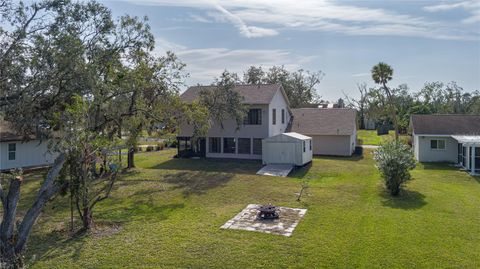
[127,147,135,168]
[81,207,93,230]
[0,154,66,269]
[383,83,399,141]
[359,112,365,130]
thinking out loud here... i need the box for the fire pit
[257,204,279,220]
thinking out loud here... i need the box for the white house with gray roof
[177,84,357,164]
[410,114,480,175]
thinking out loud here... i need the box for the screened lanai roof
[452,135,480,146]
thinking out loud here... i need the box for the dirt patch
[91,221,123,238]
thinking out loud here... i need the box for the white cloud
[423,0,480,24]
[212,4,278,38]
[127,0,478,40]
[154,38,187,55]
[153,39,314,84]
[352,73,370,77]
[188,14,213,23]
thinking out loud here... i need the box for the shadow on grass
[163,171,234,197]
[149,158,262,175]
[289,162,312,179]
[313,153,364,162]
[380,188,427,210]
[420,163,458,171]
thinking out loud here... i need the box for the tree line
[346,63,480,137]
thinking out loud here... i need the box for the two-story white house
[178,84,291,159]
[177,84,357,162]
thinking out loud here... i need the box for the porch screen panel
[209,137,221,153]
[223,138,236,153]
[238,138,251,154]
[476,147,480,169]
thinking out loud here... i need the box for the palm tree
[371,62,399,141]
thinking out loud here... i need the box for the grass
[13,149,480,268]
[357,130,410,145]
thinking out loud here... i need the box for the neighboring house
[289,108,357,156]
[178,84,357,164]
[410,114,480,175]
[364,116,376,130]
[0,120,58,171]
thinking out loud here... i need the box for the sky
[100,0,480,101]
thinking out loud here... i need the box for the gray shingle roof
[410,114,480,135]
[289,108,357,135]
[180,84,283,105]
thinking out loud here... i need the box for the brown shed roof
[289,108,357,136]
[180,84,284,105]
[410,114,480,135]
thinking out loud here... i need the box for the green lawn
[357,130,410,145]
[16,149,480,268]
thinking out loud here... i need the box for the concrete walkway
[361,145,379,149]
[257,164,294,177]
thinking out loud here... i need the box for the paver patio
[220,204,307,237]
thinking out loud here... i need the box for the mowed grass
[15,149,480,268]
[357,130,410,145]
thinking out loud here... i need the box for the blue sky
[101,0,480,101]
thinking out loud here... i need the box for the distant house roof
[289,108,357,136]
[180,84,286,105]
[410,114,480,135]
[0,120,35,142]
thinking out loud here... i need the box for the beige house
[411,114,480,175]
[178,84,357,163]
[289,108,357,156]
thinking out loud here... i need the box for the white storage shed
[262,132,313,166]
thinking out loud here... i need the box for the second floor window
[281,109,285,124]
[244,109,262,125]
[272,108,276,125]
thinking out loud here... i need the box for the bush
[374,141,416,196]
[158,142,165,150]
[146,145,154,152]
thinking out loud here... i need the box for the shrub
[158,142,165,150]
[374,141,416,196]
[146,145,154,152]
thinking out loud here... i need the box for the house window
[253,138,262,155]
[209,137,221,153]
[309,140,312,150]
[238,138,251,154]
[281,109,285,124]
[430,139,446,150]
[303,141,306,152]
[223,138,236,154]
[244,109,262,125]
[8,143,16,160]
[272,108,276,125]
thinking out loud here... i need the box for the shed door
[266,143,296,164]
